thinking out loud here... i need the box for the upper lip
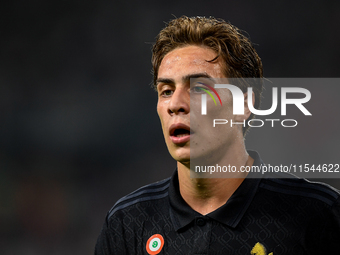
[169,123,191,136]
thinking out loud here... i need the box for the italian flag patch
[146,234,164,254]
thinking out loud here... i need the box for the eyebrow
[156,73,213,86]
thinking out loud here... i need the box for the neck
[177,148,254,215]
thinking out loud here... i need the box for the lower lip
[170,134,190,144]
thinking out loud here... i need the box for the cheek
[156,106,163,124]
[157,98,170,115]
[208,90,233,118]
[157,102,167,127]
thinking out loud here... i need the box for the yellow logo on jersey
[250,242,273,255]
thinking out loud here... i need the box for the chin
[169,150,190,164]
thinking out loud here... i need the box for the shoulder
[259,172,340,207]
[107,177,171,220]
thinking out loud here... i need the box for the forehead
[158,45,225,79]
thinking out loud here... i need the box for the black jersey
[95,151,340,254]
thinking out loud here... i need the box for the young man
[95,16,340,254]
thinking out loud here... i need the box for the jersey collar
[168,150,264,231]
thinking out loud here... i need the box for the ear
[234,91,254,122]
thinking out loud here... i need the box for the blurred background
[1,0,339,254]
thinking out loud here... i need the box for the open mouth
[171,128,190,137]
[169,123,191,144]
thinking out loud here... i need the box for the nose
[168,88,190,115]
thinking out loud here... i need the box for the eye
[160,89,174,97]
[190,82,209,94]
[191,86,206,93]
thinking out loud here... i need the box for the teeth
[177,134,189,137]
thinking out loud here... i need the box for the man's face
[156,45,246,165]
